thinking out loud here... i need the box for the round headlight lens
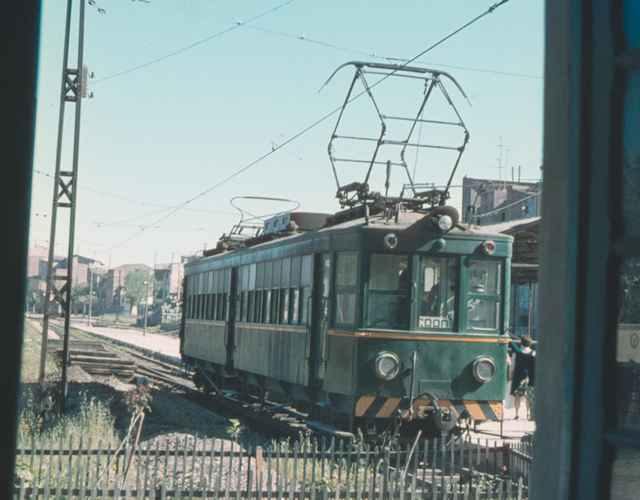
[437,215,453,232]
[375,352,401,381]
[482,240,496,255]
[384,232,399,249]
[472,356,496,383]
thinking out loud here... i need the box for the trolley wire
[92,0,297,84]
[242,24,542,81]
[33,168,235,216]
[107,0,513,252]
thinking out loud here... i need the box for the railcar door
[310,253,332,384]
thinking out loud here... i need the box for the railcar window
[254,290,262,322]
[281,289,289,323]
[204,294,209,320]
[202,294,207,320]
[367,254,410,329]
[291,289,300,323]
[246,291,254,322]
[210,293,216,320]
[301,255,313,286]
[301,286,311,324]
[465,259,502,331]
[418,256,458,330]
[215,293,220,321]
[335,252,358,326]
[265,290,272,323]
[270,288,279,324]
[193,297,197,320]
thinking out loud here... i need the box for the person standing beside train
[509,335,536,420]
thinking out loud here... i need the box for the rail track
[42,322,533,491]
[49,322,532,456]
[49,322,354,440]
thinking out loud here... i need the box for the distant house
[26,245,63,279]
[461,176,541,225]
[153,262,184,302]
[55,254,103,289]
[100,263,152,312]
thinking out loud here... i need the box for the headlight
[437,214,453,232]
[481,240,496,255]
[383,232,399,250]
[374,351,401,381]
[472,356,496,383]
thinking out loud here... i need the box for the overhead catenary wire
[33,168,235,216]
[92,0,297,84]
[107,0,512,252]
[242,24,542,81]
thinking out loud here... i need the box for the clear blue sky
[29,0,544,267]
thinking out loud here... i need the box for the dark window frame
[365,253,411,330]
[463,257,502,333]
[334,251,359,328]
[416,254,459,332]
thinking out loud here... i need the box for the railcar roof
[187,210,511,268]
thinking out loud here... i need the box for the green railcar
[180,208,512,436]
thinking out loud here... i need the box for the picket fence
[13,434,532,499]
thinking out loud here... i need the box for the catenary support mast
[39,0,88,413]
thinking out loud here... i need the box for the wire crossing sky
[30,0,543,266]
[106,0,513,252]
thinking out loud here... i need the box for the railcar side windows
[417,257,458,331]
[465,259,502,331]
[366,254,410,330]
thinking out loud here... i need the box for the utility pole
[87,265,93,326]
[143,277,150,335]
[496,136,504,183]
[39,0,88,413]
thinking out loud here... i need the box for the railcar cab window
[418,256,458,330]
[465,259,502,331]
[366,254,410,329]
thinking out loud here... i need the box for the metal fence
[13,434,532,499]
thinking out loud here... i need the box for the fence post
[255,447,263,493]
[503,442,510,479]
[517,476,524,500]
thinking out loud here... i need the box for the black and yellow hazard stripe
[354,396,503,421]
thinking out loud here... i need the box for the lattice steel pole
[39,0,88,414]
